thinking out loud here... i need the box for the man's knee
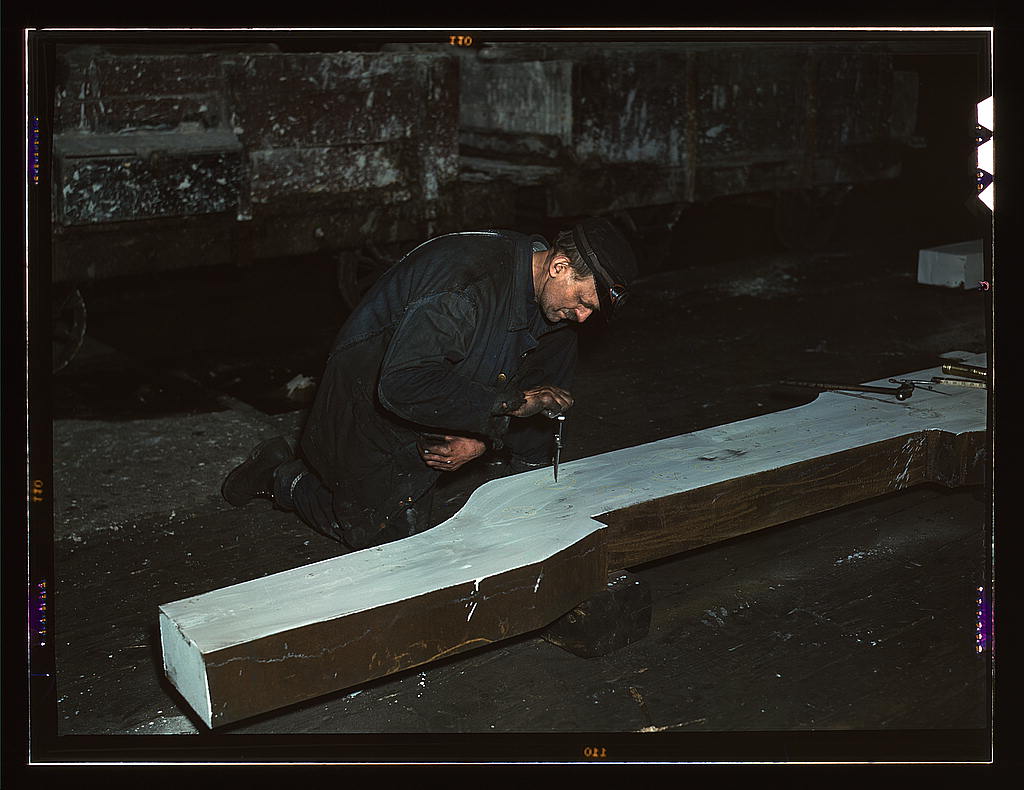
[278,461,434,550]
[335,494,433,550]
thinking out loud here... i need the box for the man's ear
[549,253,572,277]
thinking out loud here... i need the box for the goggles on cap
[607,283,629,310]
[573,220,630,315]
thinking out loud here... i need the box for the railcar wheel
[52,286,87,373]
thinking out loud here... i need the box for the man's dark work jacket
[300,229,578,523]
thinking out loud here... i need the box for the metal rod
[780,380,913,400]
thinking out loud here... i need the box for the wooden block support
[160,355,987,728]
[917,240,984,289]
[541,571,653,658]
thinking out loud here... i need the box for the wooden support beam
[160,355,987,728]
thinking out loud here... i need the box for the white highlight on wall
[977,96,993,211]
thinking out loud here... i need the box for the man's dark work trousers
[273,459,432,550]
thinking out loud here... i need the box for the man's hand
[418,434,487,472]
[510,385,574,419]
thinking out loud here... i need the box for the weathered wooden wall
[51,40,919,282]
[51,46,474,282]
[445,42,917,216]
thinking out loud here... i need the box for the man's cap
[572,217,639,318]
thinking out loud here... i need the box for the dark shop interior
[23,27,1001,765]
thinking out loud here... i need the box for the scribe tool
[553,413,566,481]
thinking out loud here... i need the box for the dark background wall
[39,33,991,284]
[19,28,1001,758]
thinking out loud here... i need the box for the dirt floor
[29,163,996,766]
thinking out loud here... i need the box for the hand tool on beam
[553,413,566,481]
[779,379,914,401]
[888,378,952,396]
[540,407,568,481]
[890,377,984,391]
[934,376,986,389]
[941,362,988,381]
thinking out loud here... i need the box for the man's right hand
[510,385,574,418]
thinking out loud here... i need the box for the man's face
[539,258,601,324]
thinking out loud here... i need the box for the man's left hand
[418,435,487,471]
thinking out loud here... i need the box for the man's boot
[221,436,294,506]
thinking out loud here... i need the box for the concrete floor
[35,175,994,763]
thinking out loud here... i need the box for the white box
[917,239,984,289]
